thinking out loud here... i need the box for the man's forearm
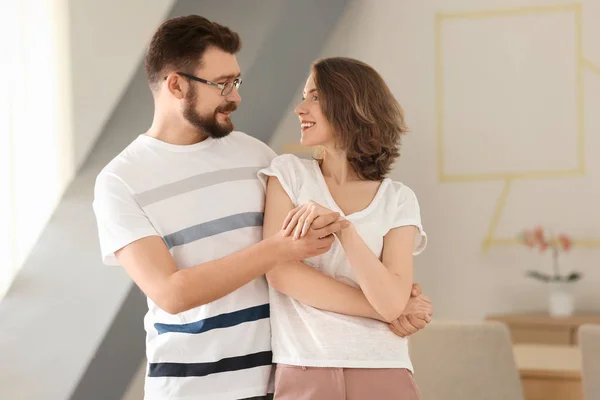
[166,236,282,313]
[266,261,384,321]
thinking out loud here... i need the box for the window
[0,1,74,298]
[0,1,19,296]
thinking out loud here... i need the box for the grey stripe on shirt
[135,166,262,207]
[162,212,264,249]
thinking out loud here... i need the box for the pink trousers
[273,364,421,400]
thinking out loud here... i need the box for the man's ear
[165,73,186,100]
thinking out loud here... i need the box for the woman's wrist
[337,221,357,244]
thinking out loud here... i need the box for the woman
[259,57,428,399]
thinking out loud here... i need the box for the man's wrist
[259,234,287,268]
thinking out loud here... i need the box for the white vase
[548,282,574,317]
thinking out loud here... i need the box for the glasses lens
[221,79,242,96]
[222,82,233,96]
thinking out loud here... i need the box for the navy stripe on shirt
[148,351,273,378]
[154,304,270,335]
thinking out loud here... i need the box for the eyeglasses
[166,72,242,96]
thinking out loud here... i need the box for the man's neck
[146,116,208,146]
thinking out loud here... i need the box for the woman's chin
[300,136,318,148]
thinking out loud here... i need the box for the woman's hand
[282,200,343,240]
[387,292,433,337]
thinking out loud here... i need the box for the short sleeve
[257,154,300,205]
[92,172,160,266]
[390,186,427,255]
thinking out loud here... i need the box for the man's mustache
[216,102,237,113]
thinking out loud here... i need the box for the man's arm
[116,235,276,315]
[263,175,388,321]
[115,213,345,315]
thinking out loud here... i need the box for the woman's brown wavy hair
[311,57,407,181]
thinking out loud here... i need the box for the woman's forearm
[266,261,385,321]
[338,225,412,322]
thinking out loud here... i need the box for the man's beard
[183,87,237,139]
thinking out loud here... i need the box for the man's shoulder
[98,138,138,171]
[95,136,154,190]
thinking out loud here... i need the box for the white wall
[270,0,600,319]
[69,0,175,168]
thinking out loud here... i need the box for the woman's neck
[319,148,359,185]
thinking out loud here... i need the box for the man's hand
[388,283,433,337]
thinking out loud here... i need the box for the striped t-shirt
[93,131,277,400]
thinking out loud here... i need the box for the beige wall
[269,0,600,319]
[69,0,175,168]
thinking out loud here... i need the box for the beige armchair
[408,320,524,400]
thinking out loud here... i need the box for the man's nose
[226,86,241,104]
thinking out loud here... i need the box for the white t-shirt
[93,132,276,400]
[258,154,427,370]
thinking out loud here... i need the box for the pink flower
[521,226,572,253]
[557,234,572,251]
[533,226,545,244]
[523,230,536,248]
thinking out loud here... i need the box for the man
[93,15,432,400]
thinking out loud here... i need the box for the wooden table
[487,313,600,345]
[513,344,582,400]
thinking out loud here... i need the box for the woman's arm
[263,176,385,321]
[337,224,416,322]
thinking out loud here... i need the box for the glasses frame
[164,72,242,96]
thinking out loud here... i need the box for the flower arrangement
[519,226,581,283]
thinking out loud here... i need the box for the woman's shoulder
[384,179,427,253]
[269,153,315,173]
[259,153,316,189]
[381,179,421,210]
[385,180,417,198]
[259,154,317,204]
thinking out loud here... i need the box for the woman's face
[294,74,335,148]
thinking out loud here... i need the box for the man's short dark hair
[144,15,241,90]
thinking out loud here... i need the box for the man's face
[181,47,242,139]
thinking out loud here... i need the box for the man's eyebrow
[211,73,241,82]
